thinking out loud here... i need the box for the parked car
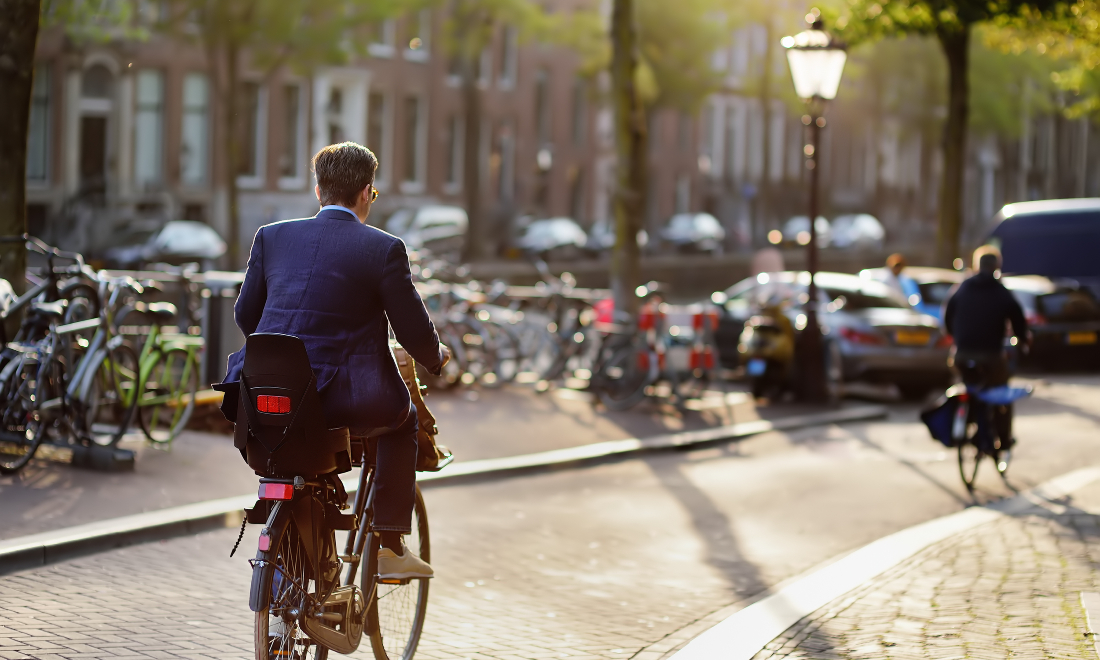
[986,198,1100,298]
[1002,275,1100,369]
[781,216,831,247]
[102,220,227,269]
[586,220,615,253]
[712,271,951,398]
[658,213,725,254]
[517,217,589,260]
[386,205,468,255]
[830,214,885,249]
[861,266,963,321]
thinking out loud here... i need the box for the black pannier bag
[223,333,351,478]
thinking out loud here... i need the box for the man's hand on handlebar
[440,344,452,368]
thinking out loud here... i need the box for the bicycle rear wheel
[595,340,654,412]
[958,442,981,493]
[0,354,47,474]
[137,348,199,443]
[365,484,430,660]
[254,524,329,660]
[82,343,140,446]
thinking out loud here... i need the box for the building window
[497,122,515,202]
[477,47,492,87]
[534,69,550,145]
[368,91,387,184]
[498,25,518,88]
[675,174,690,213]
[402,95,423,185]
[404,10,430,60]
[236,81,264,182]
[570,167,585,221]
[279,83,303,183]
[180,73,208,185]
[571,80,586,147]
[26,65,50,183]
[369,19,396,57]
[445,114,463,188]
[134,69,165,186]
[326,87,345,144]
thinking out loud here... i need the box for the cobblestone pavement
[751,503,1100,660]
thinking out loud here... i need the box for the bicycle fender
[249,501,291,613]
[69,347,106,401]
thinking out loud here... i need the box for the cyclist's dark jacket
[943,271,1027,354]
[223,207,443,434]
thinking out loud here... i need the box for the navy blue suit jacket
[223,208,443,434]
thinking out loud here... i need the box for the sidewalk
[741,480,1100,660]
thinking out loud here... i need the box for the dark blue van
[988,198,1100,288]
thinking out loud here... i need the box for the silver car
[714,271,952,398]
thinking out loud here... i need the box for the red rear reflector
[258,533,272,551]
[258,483,294,500]
[257,395,291,414]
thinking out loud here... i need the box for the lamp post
[782,8,847,402]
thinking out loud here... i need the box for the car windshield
[821,286,907,310]
[918,282,955,305]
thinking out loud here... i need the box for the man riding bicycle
[942,245,1029,448]
[222,141,445,580]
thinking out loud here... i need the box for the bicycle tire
[595,342,655,412]
[958,442,981,493]
[59,282,101,322]
[138,348,199,443]
[254,522,330,660]
[80,342,140,447]
[0,354,47,474]
[365,484,430,660]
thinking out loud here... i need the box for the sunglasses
[369,186,379,202]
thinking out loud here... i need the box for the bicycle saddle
[133,301,177,324]
[29,300,66,320]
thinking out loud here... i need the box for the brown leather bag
[391,343,453,471]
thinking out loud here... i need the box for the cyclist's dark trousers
[370,409,418,534]
[953,350,1013,447]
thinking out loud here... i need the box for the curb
[0,404,887,576]
[662,464,1100,660]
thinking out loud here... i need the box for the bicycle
[233,334,432,660]
[124,301,203,444]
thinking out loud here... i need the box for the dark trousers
[952,350,1013,447]
[366,409,418,534]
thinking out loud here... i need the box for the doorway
[79,115,107,194]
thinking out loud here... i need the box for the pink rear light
[258,532,272,551]
[840,327,885,345]
[257,395,291,414]
[258,483,294,500]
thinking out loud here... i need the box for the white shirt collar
[318,205,359,221]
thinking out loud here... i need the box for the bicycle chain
[229,510,247,557]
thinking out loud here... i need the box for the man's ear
[314,184,321,202]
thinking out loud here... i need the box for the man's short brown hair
[312,142,378,207]
[973,244,1002,273]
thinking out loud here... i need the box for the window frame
[398,93,427,194]
[26,64,51,186]
[180,72,210,187]
[134,68,166,188]
[235,80,267,190]
[277,80,307,190]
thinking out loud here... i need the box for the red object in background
[594,298,614,327]
[258,483,294,500]
[935,334,954,348]
[1026,310,1046,326]
[256,395,291,414]
[840,327,886,345]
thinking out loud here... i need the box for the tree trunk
[936,25,970,267]
[609,0,646,315]
[0,0,40,292]
[460,49,484,263]
[224,42,242,268]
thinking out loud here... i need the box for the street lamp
[782,8,847,403]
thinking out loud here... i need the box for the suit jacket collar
[316,206,361,223]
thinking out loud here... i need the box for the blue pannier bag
[920,396,957,448]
